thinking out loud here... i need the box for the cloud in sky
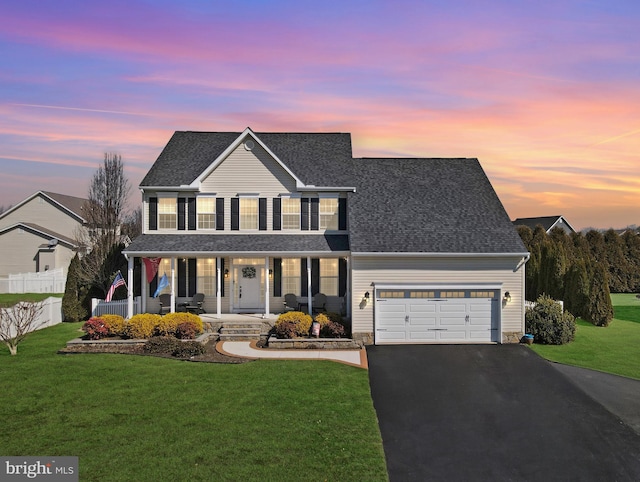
[0,0,639,229]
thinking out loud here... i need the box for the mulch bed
[59,339,251,364]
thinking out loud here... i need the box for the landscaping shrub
[101,314,126,337]
[314,313,331,326]
[82,317,109,340]
[158,312,204,336]
[321,321,346,338]
[324,312,343,324]
[127,313,162,339]
[525,295,576,345]
[172,341,205,358]
[175,321,200,339]
[143,336,182,354]
[275,311,312,336]
[273,321,297,339]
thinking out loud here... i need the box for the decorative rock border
[62,333,214,354]
[267,335,361,350]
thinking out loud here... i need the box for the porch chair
[312,293,327,314]
[283,293,299,312]
[182,293,206,314]
[158,294,172,315]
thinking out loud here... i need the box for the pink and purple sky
[1,0,639,230]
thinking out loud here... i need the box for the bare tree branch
[0,301,45,355]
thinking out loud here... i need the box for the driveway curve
[367,344,640,481]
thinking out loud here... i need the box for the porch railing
[91,297,141,318]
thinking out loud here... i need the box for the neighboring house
[0,191,88,278]
[123,128,529,345]
[512,215,576,235]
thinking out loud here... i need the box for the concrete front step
[219,333,262,341]
[220,328,261,335]
[221,322,263,329]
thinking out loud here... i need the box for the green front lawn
[0,292,63,306]
[530,293,640,380]
[0,323,388,481]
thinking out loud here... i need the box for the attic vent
[244,140,255,151]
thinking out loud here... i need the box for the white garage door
[375,289,499,344]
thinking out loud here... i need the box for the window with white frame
[282,258,300,295]
[157,259,171,294]
[158,198,177,229]
[320,258,338,296]
[240,198,258,229]
[319,198,339,230]
[197,197,216,229]
[196,258,216,296]
[282,198,300,230]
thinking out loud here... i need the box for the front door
[238,265,261,310]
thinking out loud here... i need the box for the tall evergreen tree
[585,262,614,326]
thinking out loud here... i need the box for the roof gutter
[351,252,531,258]
[122,250,351,258]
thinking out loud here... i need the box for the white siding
[0,195,82,238]
[201,142,297,195]
[0,228,74,277]
[350,255,526,340]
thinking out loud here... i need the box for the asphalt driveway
[367,344,640,481]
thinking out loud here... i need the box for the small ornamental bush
[324,312,343,324]
[314,313,331,326]
[172,341,205,358]
[320,321,346,338]
[127,313,162,339]
[143,336,182,354]
[276,311,312,336]
[273,321,297,339]
[82,317,109,340]
[175,321,200,339]
[158,312,204,337]
[525,295,576,345]
[101,314,126,337]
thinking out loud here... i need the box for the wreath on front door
[242,267,256,279]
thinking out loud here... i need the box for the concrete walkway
[217,341,368,368]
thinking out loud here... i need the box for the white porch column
[216,257,221,319]
[264,257,270,318]
[307,255,312,315]
[170,258,176,313]
[127,256,134,318]
[346,256,351,319]
[141,259,147,314]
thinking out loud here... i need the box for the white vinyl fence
[525,299,564,310]
[0,268,66,294]
[0,297,63,338]
[91,297,141,318]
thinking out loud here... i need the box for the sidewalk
[217,341,368,368]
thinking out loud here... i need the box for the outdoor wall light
[363,291,370,304]
[269,269,273,279]
[224,269,229,279]
[503,291,512,303]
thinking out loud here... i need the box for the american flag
[105,272,126,302]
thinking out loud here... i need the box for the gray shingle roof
[42,192,88,221]
[0,222,79,248]
[125,234,349,255]
[140,131,354,187]
[346,158,526,253]
[512,216,574,233]
[133,131,526,256]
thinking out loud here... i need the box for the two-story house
[123,128,529,345]
[0,191,87,279]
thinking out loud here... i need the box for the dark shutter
[188,258,197,297]
[301,198,309,230]
[259,198,267,230]
[273,258,282,296]
[231,198,239,230]
[178,259,187,297]
[150,272,158,295]
[339,257,347,296]
[273,198,281,231]
[301,258,308,297]
[216,198,224,230]
[338,198,347,231]
[178,198,186,230]
[220,258,225,297]
[188,198,196,230]
[311,198,319,231]
[149,197,158,230]
[311,258,320,295]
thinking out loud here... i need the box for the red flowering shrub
[82,317,109,340]
[320,321,346,338]
[273,321,297,339]
[175,321,200,339]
